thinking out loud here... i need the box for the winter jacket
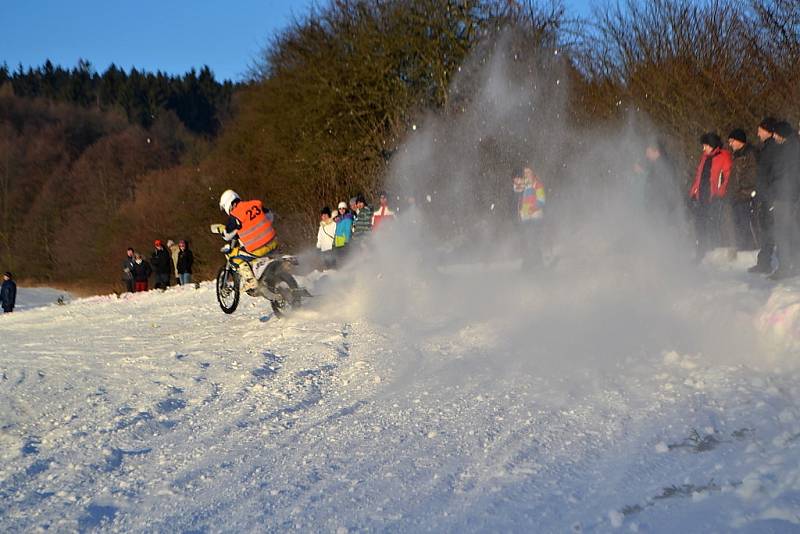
[513,175,545,221]
[756,138,779,203]
[773,136,800,203]
[151,248,172,275]
[689,148,732,202]
[352,206,373,237]
[729,145,757,203]
[1,279,16,312]
[169,243,180,277]
[122,256,136,281]
[642,154,681,213]
[131,260,152,282]
[371,205,396,230]
[316,219,337,252]
[334,212,353,247]
[176,248,194,274]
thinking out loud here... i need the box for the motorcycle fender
[255,283,281,300]
[264,259,290,279]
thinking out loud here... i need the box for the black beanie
[774,121,795,139]
[700,132,722,149]
[728,128,747,144]
[759,117,778,134]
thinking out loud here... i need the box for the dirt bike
[210,224,310,316]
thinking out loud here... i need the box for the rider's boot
[240,264,259,294]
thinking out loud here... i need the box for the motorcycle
[210,224,310,316]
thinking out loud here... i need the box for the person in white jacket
[317,207,337,270]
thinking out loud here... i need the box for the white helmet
[219,189,240,215]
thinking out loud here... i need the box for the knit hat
[338,201,347,209]
[774,121,795,139]
[758,117,778,134]
[727,129,747,144]
[4,272,12,279]
[700,132,722,149]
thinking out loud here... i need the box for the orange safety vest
[230,200,276,251]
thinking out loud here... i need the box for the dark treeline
[0,61,235,135]
[1,0,799,291]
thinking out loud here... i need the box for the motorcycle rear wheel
[270,271,300,317]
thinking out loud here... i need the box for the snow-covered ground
[13,287,72,312]
[1,253,800,532]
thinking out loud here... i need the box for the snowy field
[13,287,72,312]
[1,252,800,532]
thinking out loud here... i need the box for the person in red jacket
[689,132,732,262]
[371,192,396,231]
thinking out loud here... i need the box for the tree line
[0,61,235,136]
[1,0,799,292]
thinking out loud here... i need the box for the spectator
[121,247,136,293]
[167,239,180,284]
[726,129,758,252]
[749,117,780,273]
[637,140,681,216]
[151,240,172,290]
[334,201,354,262]
[371,191,396,230]
[131,254,152,292]
[767,121,800,279]
[404,195,420,225]
[1,272,17,313]
[317,207,337,270]
[689,132,732,262]
[176,240,194,286]
[352,194,373,244]
[512,165,546,267]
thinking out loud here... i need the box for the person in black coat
[176,240,194,285]
[122,247,136,293]
[768,121,800,279]
[726,129,758,251]
[749,117,781,273]
[131,254,152,292]
[150,239,172,289]
[639,140,681,216]
[1,272,16,312]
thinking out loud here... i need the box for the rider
[218,189,278,292]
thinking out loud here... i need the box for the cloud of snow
[326,30,785,391]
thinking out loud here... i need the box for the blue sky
[1,0,593,82]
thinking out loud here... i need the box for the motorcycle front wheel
[216,266,240,314]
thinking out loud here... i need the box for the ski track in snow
[1,260,800,533]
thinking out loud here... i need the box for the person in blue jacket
[334,201,354,261]
[2,272,17,313]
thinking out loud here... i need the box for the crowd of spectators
[686,117,800,279]
[122,239,194,293]
[315,192,396,269]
